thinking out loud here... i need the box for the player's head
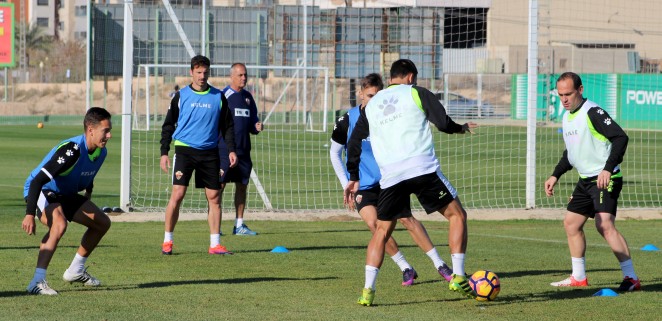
[190,55,211,70]
[556,72,584,112]
[190,55,211,90]
[390,59,418,85]
[359,73,383,107]
[230,62,248,91]
[84,107,112,149]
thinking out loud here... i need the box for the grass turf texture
[1,125,660,319]
[0,217,660,320]
[3,124,659,212]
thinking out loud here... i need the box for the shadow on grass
[129,276,338,290]
[0,244,116,251]
[498,267,619,279]
[0,291,29,298]
[255,226,422,236]
[375,296,469,307]
[234,244,430,254]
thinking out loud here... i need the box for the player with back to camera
[218,63,263,236]
[345,59,479,306]
[22,107,113,295]
[545,72,641,292]
[330,73,454,287]
[160,55,237,255]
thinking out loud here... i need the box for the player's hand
[160,155,171,173]
[22,215,36,235]
[597,170,611,189]
[228,152,238,168]
[544,176,558,197]
[255,122,263,132]
[343,181,359,211]
[460,122,478,134]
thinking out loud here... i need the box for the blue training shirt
[24,134,106,197]
[347,106,381,190]
[172,85,224,150]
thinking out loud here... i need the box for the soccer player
[218,63,263,235]
[330,73,453,287]
[160,55,237,255]
[545,72,641,291]
[22,107,113,295]
[344,59,478,306]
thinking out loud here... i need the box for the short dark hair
[360,73,384,90]
[84,107,111,130]
[390,59,418,79]
[190,55,211,70]
[557,72,582,90]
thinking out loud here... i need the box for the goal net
[96,0,661,213]
[130,63,331,212]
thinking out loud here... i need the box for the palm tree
[15,22,54,67]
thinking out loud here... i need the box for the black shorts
[377,171,456,221]
[567,176,622,218]
[32,191,88,222]
[354,186,379,212]
[172,146,220,189]
[220,153,253,185]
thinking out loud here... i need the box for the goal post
[127,63,330,213]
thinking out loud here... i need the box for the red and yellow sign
[0,3,15,67]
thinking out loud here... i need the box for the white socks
[364,265,379,290]
[571,257,586,281]
[451,253,465,276]
[426,248,447,270]
[210,234,221,248]
[67,253,87,274]
[164,232,173,243]
[235,218,244,228]
[619,259,638,280]
[390,251,412,272]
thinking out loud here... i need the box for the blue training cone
[271,246,290,253]
[641,244,660,251]
[593,289,618,297]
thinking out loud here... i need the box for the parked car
[434,92,495,118]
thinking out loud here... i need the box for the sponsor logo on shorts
[438,191,447,199]
[175,171,183,180]
[220,169,225,177]
[356,195,363,204]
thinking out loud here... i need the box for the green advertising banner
[618,74,662,129]
[512,73,661,130]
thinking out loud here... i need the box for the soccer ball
[469,270,500,301]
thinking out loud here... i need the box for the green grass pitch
[0,125,660,320]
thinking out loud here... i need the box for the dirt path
[109,208,661,223]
